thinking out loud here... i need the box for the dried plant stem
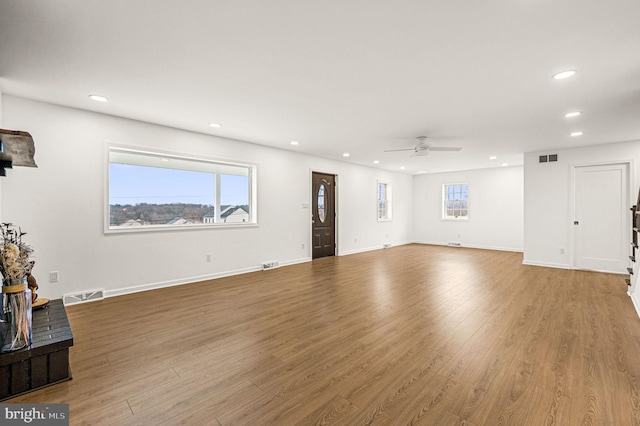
[8,290,30,350]
[2,288,31,351]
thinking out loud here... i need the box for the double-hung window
[442,183,468,220]
[377,180,392,221]
[106,145,256,232]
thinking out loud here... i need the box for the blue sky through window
[110,164,248,206]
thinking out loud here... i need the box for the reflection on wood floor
[9,244,640,425]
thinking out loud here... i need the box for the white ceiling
[1,1,639,174]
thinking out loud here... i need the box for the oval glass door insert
[317,184,326,223]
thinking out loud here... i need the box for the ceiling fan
[384,136,462,157]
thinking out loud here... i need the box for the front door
[312,172,336,258]
[574,163,629,273]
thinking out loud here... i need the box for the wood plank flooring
[8,244,640,425]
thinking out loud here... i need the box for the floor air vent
[262,261,280,270]
[63,289,104,305]
[447,242,462,247]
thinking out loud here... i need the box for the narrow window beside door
[377,180,392,221]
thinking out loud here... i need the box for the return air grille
[63,289,104,305]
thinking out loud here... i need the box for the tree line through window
[107,147,255,231]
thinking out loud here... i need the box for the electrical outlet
[49,271,59,283]
[560,248,565,254]
[206,253,212,262]
[301,243,305,249]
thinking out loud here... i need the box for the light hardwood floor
[8,244,640,425]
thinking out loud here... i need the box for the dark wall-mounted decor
[0,129,38,176]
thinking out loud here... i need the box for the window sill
[104,222,259,235]
[442,217,469,222]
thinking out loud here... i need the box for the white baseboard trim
[103,266,260,298]
[521,260,628,275]
[521,260,572,269]
[340,241,411,256]
[103,257,313,299]
[413,240,523,253]
[281,257,312,267]
[339,246,384,256]
[629,291,640,319]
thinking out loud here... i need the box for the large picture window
[442,183,468,220]
[106,146,256,232]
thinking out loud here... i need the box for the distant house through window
[107,145,256,232]
[377,180,392,221]
[443,183,468,220]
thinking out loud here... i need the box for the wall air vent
[539,154,558,163]
[261,261,280,270]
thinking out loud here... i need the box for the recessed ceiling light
[342,153,350,157]
[552,70,577,80]
[570,131,584,137]
[290,141,299,145]
[564,111,581,118]
[88,94,108,102]
[208,122,222,128]
[418,171,427,174]
[489,156,497,160]
[501,163,508,167]
[400,166,406,170]
[160,158,170,162]
[373,160,380,164]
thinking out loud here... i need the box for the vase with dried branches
[0,223,33,352]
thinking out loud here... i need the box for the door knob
[574,221,579,225]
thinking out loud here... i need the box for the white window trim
[442,183,469,221]
[104,143,258,234]
[377,179,393,222]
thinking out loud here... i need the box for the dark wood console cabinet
[0,299,73,400]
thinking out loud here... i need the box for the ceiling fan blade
[384,148,416,152]
[428,147,462,152]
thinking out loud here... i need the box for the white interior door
[574,163,629,273]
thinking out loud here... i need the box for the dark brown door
[312,172,336,258]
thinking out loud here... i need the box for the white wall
[339,170,413,254]
[524,140,640,317]
[523,140,640,269]
[412,166,524,251]
[1,95,413,300]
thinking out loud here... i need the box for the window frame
[105,144,258,234]
[442,183,469,221]
[377,180,393,222]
